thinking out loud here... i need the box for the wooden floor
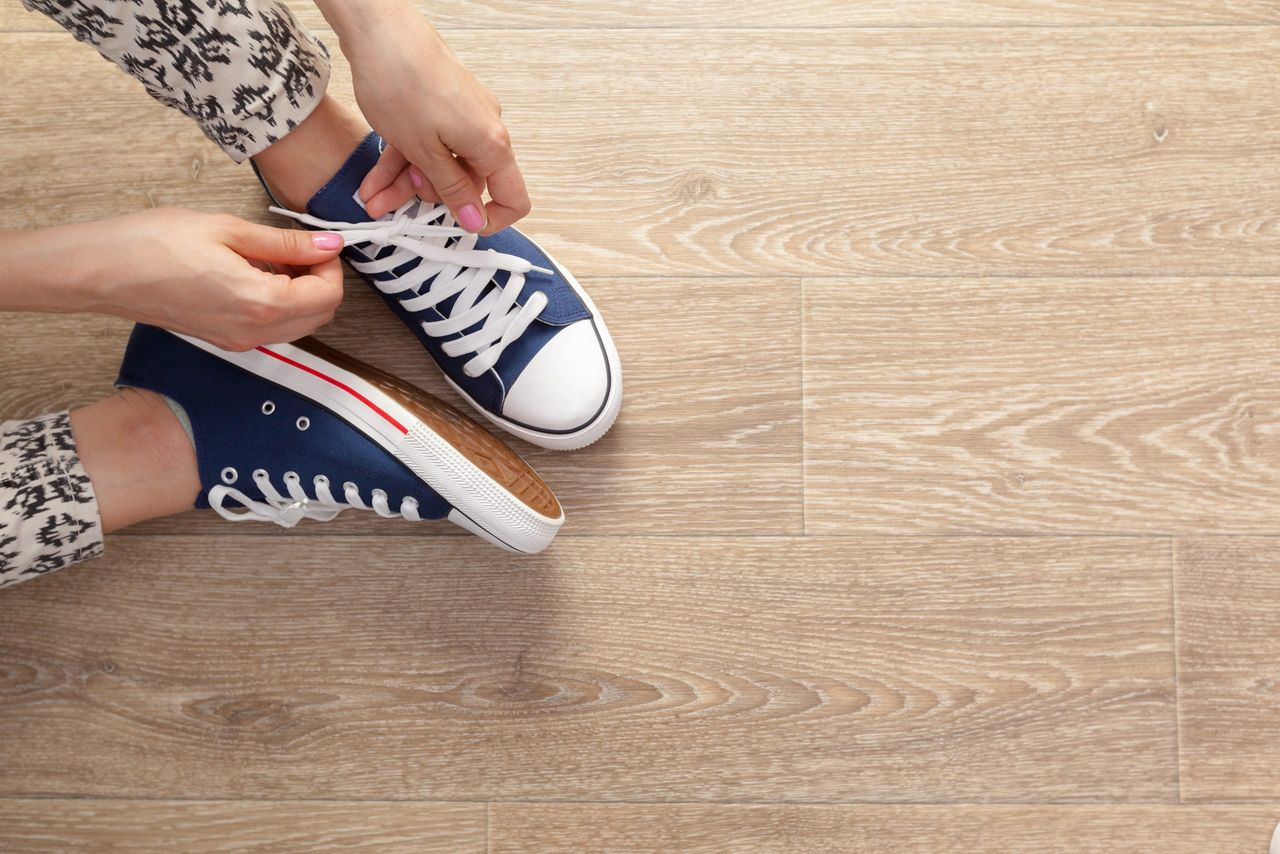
[3,1,1280,851]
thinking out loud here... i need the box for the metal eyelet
[253,469,268,481]
[296,416,310,431]
[372,488,388,501]
[220,467,237,484]
[343,481,357,495]
[314,474,329,487]
[404,496,418,509]
[284,471,300,484]
[261,401,276,415]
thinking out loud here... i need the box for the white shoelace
[271,200,552,377]
[209,469,421,528]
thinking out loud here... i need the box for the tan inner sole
[293,337,562,520]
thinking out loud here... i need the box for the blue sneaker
[116,324,564,553]
[260,132,622,451]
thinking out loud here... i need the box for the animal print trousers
[0,413,103,589]
[22,0,331,161]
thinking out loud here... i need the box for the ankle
[70,388,201,532]
[120,387,194,458]
[251,96,370,210]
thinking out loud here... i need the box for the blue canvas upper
[301,132,594,415]
[115,324,452,519]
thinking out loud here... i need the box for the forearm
[0,222,103,314]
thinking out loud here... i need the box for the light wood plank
[5,0,1280,32]
[805,278,1280,534]
[491,804,1280,853]
[0,799,483,853]
[3,29,1279,277]
[0,535,1174,801]
[0,271,802,537]
[1176,537,1280,801]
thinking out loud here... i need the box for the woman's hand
[318,0,531,232]
[0,209,346,351]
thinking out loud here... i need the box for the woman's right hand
[60,208,346,351]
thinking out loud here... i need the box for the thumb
[224,220,344,266]
[416,145,486,233]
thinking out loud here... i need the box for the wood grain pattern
[0,535,1174,802]
[805,278,1280,535]
[1176,537,1280,801]
[5,0,1280,32]
[490,803,1280,853]
[0,800,483,853]
[0,272,802,537]
[2,5,1276,845]
[4,29,1280,277]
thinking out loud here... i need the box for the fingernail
[459,204,485,232]
[311,232,342,250]
[409,167,424,190]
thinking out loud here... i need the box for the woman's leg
[69,388,200,533]
[250,93,371,210]
[22,0,332,162]
[0,390,199,589]
[25,0,373,211]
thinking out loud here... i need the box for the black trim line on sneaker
[453,504,520,552]
[488,316,612,436]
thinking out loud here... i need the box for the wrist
[58,220,119,314]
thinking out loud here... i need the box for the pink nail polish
[459,204,485,232]
[409,168,424,190]
[312,232,342,250]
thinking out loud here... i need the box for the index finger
[358,146,410,206]
[478,154,531,234]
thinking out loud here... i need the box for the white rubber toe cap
[501,320,610,433]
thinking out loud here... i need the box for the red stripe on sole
[256,346,409,435]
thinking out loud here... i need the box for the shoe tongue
[305,131,384,223]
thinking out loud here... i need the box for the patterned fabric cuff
[22,0,332,162]
[0,412,105,589]
[205,5,333,162]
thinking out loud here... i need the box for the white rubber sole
[444,237,623,452]
[178,334,564,553]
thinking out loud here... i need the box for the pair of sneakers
[117,132,622,553]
